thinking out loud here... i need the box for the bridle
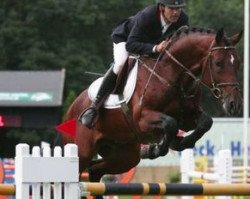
[164,42,239,99]
[204,45,239,98]
[139,39,240,105]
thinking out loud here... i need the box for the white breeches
[112,42,129,74]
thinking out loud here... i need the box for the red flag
[56,119,77,137]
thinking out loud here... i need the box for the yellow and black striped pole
[1,183,250,196]
[80,183,250,196]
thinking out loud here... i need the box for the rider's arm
[126,7,159,55]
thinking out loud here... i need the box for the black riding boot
[79,65,117,128]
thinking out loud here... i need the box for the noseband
[165,43,239,99]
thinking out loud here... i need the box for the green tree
[0,0,147,151]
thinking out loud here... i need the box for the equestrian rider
[80,0,189,128]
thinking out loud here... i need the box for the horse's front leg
[139,109,178,159]
[170,112,213,151]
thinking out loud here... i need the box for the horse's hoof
[148,144,169,159]
[148,144,160,159]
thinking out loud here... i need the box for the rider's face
[161,6,182,23]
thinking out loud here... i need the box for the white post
[32,146,41,199]
[217,150,232,184]
[15,144,30,199]
[243,0,249,184]
[181,149,195,199]
[217,150,232,199]
[42,146,51,199]
[54,146,62,199]
[181,149,195,183]
[64,144,80,199]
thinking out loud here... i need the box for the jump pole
[1,183,250,196]
[79,182,250,196]
[0,184,15,195]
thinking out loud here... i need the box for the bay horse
[59,27,242,182]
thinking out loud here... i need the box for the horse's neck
[166,35,214,88]
[169,35,214,79]
[136,35,214,98]
[169,35,213,69]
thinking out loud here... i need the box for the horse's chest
[164,96,198,115]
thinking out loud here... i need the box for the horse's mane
[168,26,232,46]
[167,26,231,46]
[168,26,215,42]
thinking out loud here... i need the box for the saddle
[88,58,138,109]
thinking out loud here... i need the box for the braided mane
[169,26,231,46]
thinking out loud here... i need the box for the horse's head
[202,28,243,116]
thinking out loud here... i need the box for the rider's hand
[155,41,168,53]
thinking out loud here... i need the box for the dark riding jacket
[111,5,189,55]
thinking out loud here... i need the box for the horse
[59,27,242,182]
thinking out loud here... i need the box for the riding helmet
[156,0,186,7]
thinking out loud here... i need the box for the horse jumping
[59,27,243,182]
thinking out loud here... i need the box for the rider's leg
[79,42,128,128]
[79,65,117,128]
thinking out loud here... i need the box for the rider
[80,0,189,128]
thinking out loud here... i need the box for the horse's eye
[215,60,223,67]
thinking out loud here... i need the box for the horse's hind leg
[170,112,213,151]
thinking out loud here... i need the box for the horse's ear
[215,28,224,44]
[230,30,243,46]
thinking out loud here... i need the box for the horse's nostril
[228,99,242,116]
[230,101,235,109]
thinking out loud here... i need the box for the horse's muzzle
[222,90,243,116]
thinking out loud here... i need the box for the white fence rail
[15,143,79,199]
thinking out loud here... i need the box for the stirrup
[78,107,99,128]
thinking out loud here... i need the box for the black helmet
[157,0,186,7]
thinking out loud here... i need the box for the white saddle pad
[88,61,138,109]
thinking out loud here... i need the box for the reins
[140,39,239,100]
[138,39,172,106]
